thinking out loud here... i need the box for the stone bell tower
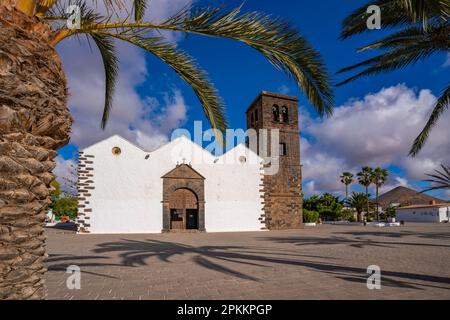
[246,91,303,229]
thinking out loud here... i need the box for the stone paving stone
[44,223,450,300]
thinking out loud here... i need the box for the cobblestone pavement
[44,223,450,300]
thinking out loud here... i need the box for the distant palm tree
[372,167,389,221]
[338,0,450,156]
[340,172,354,202]
[422,164,450,193]
[357,166,374,219]
[0,0,334,300]
[346,192,369,222]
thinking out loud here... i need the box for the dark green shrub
[303,209,319,223]
[340,208,355,221]
[53,198,78,220]
[379,208,397,221]
[318,209,336,221]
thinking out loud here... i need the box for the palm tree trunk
[365,186,369,222]
[376,185,379,222]
[345,185,348,203]
[0,3,72,299]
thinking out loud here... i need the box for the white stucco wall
[396,206,450,223]
[80,135,265,234]
[439,207,450,222]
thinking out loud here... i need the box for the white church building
[76,92,304,234]
[76,134,265,234]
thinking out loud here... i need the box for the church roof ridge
[82,134,148,153]
[219,142,263,162]
[82,134,263,162]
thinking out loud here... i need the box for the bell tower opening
[246,91,303,230]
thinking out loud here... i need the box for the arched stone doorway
[169,188,199,230]
[162,164,205,232]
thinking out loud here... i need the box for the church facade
[76,92,303,234]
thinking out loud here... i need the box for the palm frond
[47,0,102,25]
[409,85,450,156]
[163,6,334,117]
[36,0,58,16]
[94,0,126,11]
[400,0,450,28]
[420,185,448,193]
[340,0,449,39]
[341,1,408,39]
[133,0,148,22]
[107,31,227,139]
[89,32,119,129]
[357,23,450,52]
[74,5,334,117]
[421,164,450,193]
[372,167,389,186]
[357,166,374,187]
[48,4,333,137]
[336,43,439,86]
[339,1,449,156]
[337,24,449,79]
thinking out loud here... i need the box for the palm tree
[346,192,369,222]
[340,172,354,202]
[371,167,389,221]
[338,0,450,156]
[422,164,450,193]
[357,166,374,219]
[0,0,334,299]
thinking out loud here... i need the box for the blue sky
[55,0,450,199]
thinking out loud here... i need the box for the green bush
[340,208,355,221]
[380,208,397,220]
[303,210,319,223]
[319,208,341,221]
[53,198,78,220]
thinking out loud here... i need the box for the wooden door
[169,189,198,230]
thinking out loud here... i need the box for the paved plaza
[44,223,450,300]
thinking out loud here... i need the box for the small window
[279,143,287,156]
[112,147,122,156]
[272,105,280,122]
[170,209,183,222]
[255,109,259,123]
[281,106,289,123]
[251,112,255,127]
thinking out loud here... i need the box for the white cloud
[53,156,77,196]
[55,0,193,151]
[301,84,450,197]
[445,190,450,199]
[378,176,413,195]
[156,90,188,133]
[300,138,347,195]
[53,0,194,196]
[303,181,318,196]
[277,85,290,95]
